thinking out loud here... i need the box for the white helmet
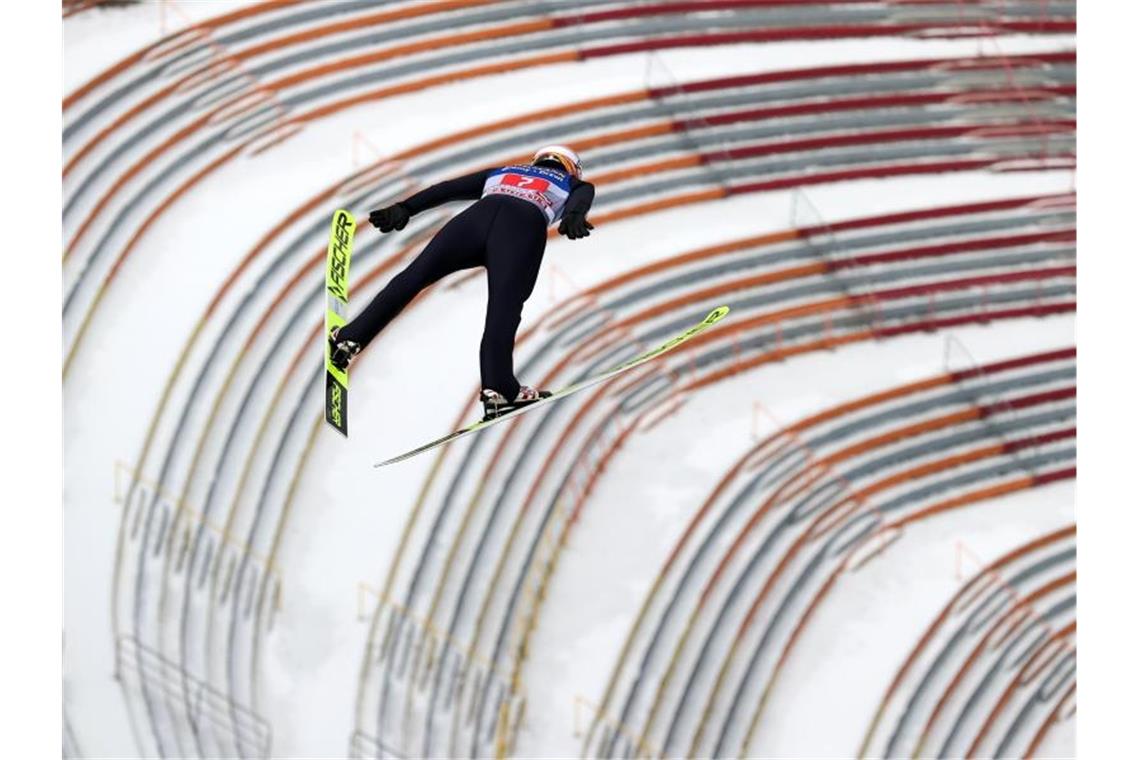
[532,144,583,178]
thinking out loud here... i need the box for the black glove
[558,211,594,240]
[369,203,411,233]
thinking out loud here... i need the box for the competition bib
[481,165,573,224]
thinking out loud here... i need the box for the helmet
[532,144,583,178]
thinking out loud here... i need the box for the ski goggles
[532,146,583,178]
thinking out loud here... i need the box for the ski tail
[324,209,355,435]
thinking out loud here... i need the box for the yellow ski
[375,306,730,467]
[325,209,355,435]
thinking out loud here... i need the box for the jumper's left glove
[369,203,410,233]
[558,211,594,240]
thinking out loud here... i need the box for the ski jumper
[337,165,596,400]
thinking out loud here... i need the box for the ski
[374,305,730,467]
[324,209,356,435]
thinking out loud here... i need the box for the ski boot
[327,327,361,371]
[481,385,553,421]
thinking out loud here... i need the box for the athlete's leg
[337,206,487,348]
[479,200,548,399]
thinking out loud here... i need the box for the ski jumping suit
[337,165,596,400]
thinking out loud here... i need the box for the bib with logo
[481,165,573,225]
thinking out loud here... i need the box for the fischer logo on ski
[324,209,355,436]
[327,210,352,302]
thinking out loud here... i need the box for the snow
[514,314,1074,758]
[63,0,254,95]
[756,480,1074,758]
[63,6,1076,758]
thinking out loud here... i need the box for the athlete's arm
[401,169,493,213]
[368,168,494,232]
[558,178,596,240]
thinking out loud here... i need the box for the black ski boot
[328,327,361,371]
[481,386,552,421]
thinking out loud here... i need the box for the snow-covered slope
[63,4,1076,758]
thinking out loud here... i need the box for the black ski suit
[337,167,595,400]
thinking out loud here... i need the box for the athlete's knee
[390,261,445,307]
[484,298,525,331]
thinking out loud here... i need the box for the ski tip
[705,305,730,324]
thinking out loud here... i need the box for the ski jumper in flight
[328,145,596,420]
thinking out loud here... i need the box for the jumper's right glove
[369,203,411,233]
[558,211,594,240]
